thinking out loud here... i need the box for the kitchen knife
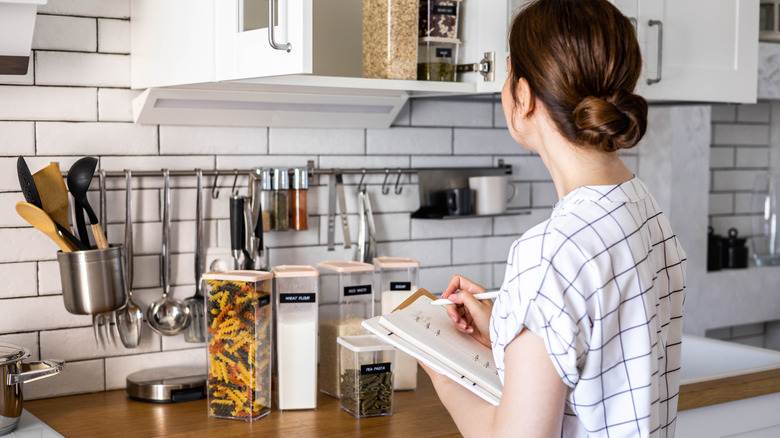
[327,173,337,251]
[335,171,351,249]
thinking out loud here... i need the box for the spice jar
[202,270,272,421]
[363,0,418,79]
[291,168,308,230]
[317,260,375,398]
[272,265,319,411]
[272,168,289,231]
[374,256,419,391]
[338,335,395,418]
[260,169,272,233]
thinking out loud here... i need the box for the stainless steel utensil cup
[57,245,127,315]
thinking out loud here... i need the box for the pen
[430,291,499,306]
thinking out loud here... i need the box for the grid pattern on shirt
[490,178,686,438]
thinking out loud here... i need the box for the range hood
[0,0,47,75]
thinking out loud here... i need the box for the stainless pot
[0,342,64,436]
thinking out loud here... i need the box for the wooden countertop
[25,368,462,438]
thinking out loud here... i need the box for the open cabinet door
[216,0,313,81]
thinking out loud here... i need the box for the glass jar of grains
[363,0,418,79]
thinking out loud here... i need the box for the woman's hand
[441,275,493,348]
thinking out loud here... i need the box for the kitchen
[2,0,780,436]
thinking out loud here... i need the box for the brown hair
[508,0,647,152]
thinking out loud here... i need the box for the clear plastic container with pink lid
[272,265,319,411]
[316,260,375,398]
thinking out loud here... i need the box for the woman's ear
[516,78,535,118]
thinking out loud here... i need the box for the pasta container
[316,261,375,398]
[374,257,419,390]
[272,265,319,411]
[202,270,273,421]
[338,335,395,418]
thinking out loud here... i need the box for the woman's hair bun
[572,91,648,152]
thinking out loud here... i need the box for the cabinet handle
[647,19,663,85]
[268,0,292,52]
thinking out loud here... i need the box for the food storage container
[419,0,462,39]
[337,335,395,418]
[317,261,375,398]
[374,256,419,390]
[417,41,459,82]
[202,270,272,421]
[272,265,319,411]
[363,0,418,79]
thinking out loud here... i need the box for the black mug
[446,188,471,216]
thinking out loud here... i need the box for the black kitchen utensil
[722,227,748,269]
[66,157,99,248]
[17,156,88,251]
[229,196,249,269]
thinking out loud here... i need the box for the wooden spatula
[32,162,71,231]
[15,201,77,252]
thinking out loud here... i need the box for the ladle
[67,157,108,249]
[183,169,206,343]
[146,169,191,336]
[116,170,144,348]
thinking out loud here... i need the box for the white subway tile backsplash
[708,193,733,215]
[411,217,491,240]
[499,155,551,180]
[493,100,508,128]
[366,128,451,155]
[311,184,419,216]
[736,103,771,123]
[372,213,411,241]
[98,88,141,122]
[0,57,33,85]
[0,295,91,334]
[493,209,550,235]
[376,239,451,267]
[269,128,363,155]
[453,128,523,155]
[0,193,28,227]
[33,15,96,52]
[419,264,493,292]
[24,359,105,400]
[452,236,518,264]
[0,228,61,263]
[130,255,161,289]
[711,170,766,192]
[532,181,558,208]
[97,18,130,54]
[36,51,130,87]
[735,147,770,168]
[0,86,97,121]
[317,155,409,171]
[105,348,205,390]
[710,147,735,168]
[0,122,34,156]
[216,155,313,171]
[734,192,762,215]
[410,99,493,127]
[712,124,770,146]
[38,261,61,295]
[161,126,268,155]
[38,0,130,19]
[710,215,753,237]
[410,155,493,169]
[40,327,161,361]
[0,262,37,298]
[710,105,736,122]
[37,122,158,155]
[391,101,411,127]
[507,182,531,209]
[0,332,39,359]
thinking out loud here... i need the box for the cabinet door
[635,0,758,103]
[215,0,313,81]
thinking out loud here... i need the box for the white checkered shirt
[490,177,686,437]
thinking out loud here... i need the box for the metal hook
[231,169,240,197]
[357,169,367,193]
[394,168,403,195]
[381,169,391,195]
[211,170,220,199]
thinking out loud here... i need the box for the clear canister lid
[273,168,289,191]
[373,257,420,269]
[0,342,29,366]
[202,270,273,282]
[337,335,394,352]
[272,265,319,277]
[317,260,375,273]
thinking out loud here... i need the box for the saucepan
[0,342,64,436]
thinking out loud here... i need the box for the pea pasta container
[316,261,375,398]
[338,335,395,418]
[271,265,319,411]
[202,270,273,421]
[374,256,419,390]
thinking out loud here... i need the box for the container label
[436,48,452,58]
[361,362,392,374]
[279,293,316,304]
[390,282,412,291]
[258,294,270,308]
[433,5,456,15]
[344,284,372,296]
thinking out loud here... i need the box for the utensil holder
[57,245,127,315]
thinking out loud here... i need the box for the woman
[425,1,687,437]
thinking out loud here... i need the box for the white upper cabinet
[620,0,759,104]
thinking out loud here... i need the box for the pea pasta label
[279,293,316,304]
[361,362,392,374]
[344,284,372,296]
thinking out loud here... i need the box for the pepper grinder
[291,168,309,230]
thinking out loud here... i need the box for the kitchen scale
[126,366,207,403]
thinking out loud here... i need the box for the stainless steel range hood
[0,0,47,75]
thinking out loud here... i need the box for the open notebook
[362,289,502,405]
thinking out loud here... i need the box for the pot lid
[0,342,30,365]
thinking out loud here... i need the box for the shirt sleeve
[491,225,591,389]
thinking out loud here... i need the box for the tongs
[357,187,376,263]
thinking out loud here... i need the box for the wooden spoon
[15,201,77,252]
[32,162,70,231]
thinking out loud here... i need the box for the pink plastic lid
[373,257,420,269]
[272,265,319,278]
[317,260,375,273]
[201,270,272,282]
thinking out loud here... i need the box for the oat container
[338,335,395,418]
[317,261,375,398]
[202,270,272,421]
[272,265,319,411]
[363,0,418,79]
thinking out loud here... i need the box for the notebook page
[378,295,502,398]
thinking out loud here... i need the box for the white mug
[468,176,518,215]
